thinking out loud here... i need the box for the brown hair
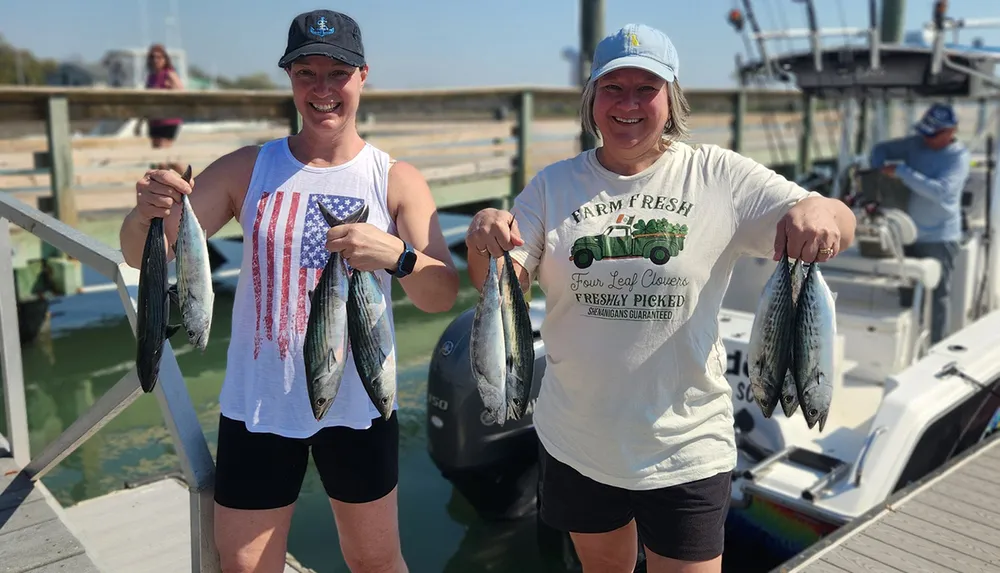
[146,44,174,74]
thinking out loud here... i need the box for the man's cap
[915,102,958,136]
[589,24,679,85]
[278,10,365,69]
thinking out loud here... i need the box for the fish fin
[318,202,345,227]
[166,324,182,338]
[181,164,193,183]
[344,203,369,225]
[353,204,370,224]
[326,348,336,372]
[167,284,179,308]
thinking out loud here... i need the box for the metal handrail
[0,191,220,572]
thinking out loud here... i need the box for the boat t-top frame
[727,0,1000,198]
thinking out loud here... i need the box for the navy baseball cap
[589,24,679,84]
[278,10,365,69]
[915,102,958,136]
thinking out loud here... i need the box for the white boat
[424,2,1000,570]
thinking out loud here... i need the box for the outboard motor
[426,307,544,521]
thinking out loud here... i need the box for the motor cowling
[426,307,543,521]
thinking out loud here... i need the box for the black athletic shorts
[538,444,731,562]
[148,123,179,140]
[213,413,399,510]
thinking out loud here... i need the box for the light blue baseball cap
[915,102,958,136]
[589,23,679,85]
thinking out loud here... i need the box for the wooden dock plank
[861,522,992,572]
[802,560,850,573]
[0,456,102,573]
[880,508,1000,565]
[0,520,94,573]
[896,501,1000,550]
[839,533,954,573]
[820,546,905,572]
[65,476,302,573]
[780,436,1000,572]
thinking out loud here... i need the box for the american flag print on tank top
[219,139,397,437]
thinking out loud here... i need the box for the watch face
[401,248,417,272]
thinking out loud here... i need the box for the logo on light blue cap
[589,23,679,84]
[916,102,957,136]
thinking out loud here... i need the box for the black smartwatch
[388,240,417,278]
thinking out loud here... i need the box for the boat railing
[0,190,220,571]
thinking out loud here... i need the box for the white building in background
[100,47,189,89]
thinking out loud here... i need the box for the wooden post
[46,96,76,229]
[579,0,603,151]
[511,90,533,207]
[731,90,746,153]
[797,93,815,177]
[287,99,302,135]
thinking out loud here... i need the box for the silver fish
[470,256,507,425]
[303,202,367,421]
[346,259,397,421]
[780,258,805,417]
[499,251,534,421]
[792,262,837,432]
[172,165,214,352]
[747,251,796,418]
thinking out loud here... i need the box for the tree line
[0,34,280,90]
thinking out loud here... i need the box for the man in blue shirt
[870,102,971,344]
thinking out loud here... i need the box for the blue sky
[3,0,998,89]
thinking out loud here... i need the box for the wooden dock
[1,440,311,573]
[774,433,1000,572]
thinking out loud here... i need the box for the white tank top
[219,138,397,437]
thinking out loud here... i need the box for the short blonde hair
[580,78,691,143]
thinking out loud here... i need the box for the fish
[792,262,837,432]
[303,202,367,421]
[345,204,396,420]
[134,168,184,393]
[470,256,507,425]
[746,251,796,418]
[499,251,534,421]
[779,258,806,417]
[171,165,214,352]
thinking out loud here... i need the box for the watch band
[387,240,416,278]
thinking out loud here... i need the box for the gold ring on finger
[818,247,834,255]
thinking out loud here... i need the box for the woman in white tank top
[120,9,459,573]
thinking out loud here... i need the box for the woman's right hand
[134,168,192,222]
[465,208,524,258]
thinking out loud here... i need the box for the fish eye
[317,398,326,405]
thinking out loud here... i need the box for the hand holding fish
[135,168,193,223]
[466,208,524,258]
[326,223,404,272]
[773,197,845,263]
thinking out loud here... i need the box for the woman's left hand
[327,223,403,272]
[773,197,844,263]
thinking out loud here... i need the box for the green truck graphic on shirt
[569,214,688,269]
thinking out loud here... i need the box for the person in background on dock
[121,10,459,573]
[869,102,971,345]
[465,23,856,573]
[144,44,184,151]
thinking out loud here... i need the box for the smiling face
[592,67,671,155]
[286,55,367,134]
